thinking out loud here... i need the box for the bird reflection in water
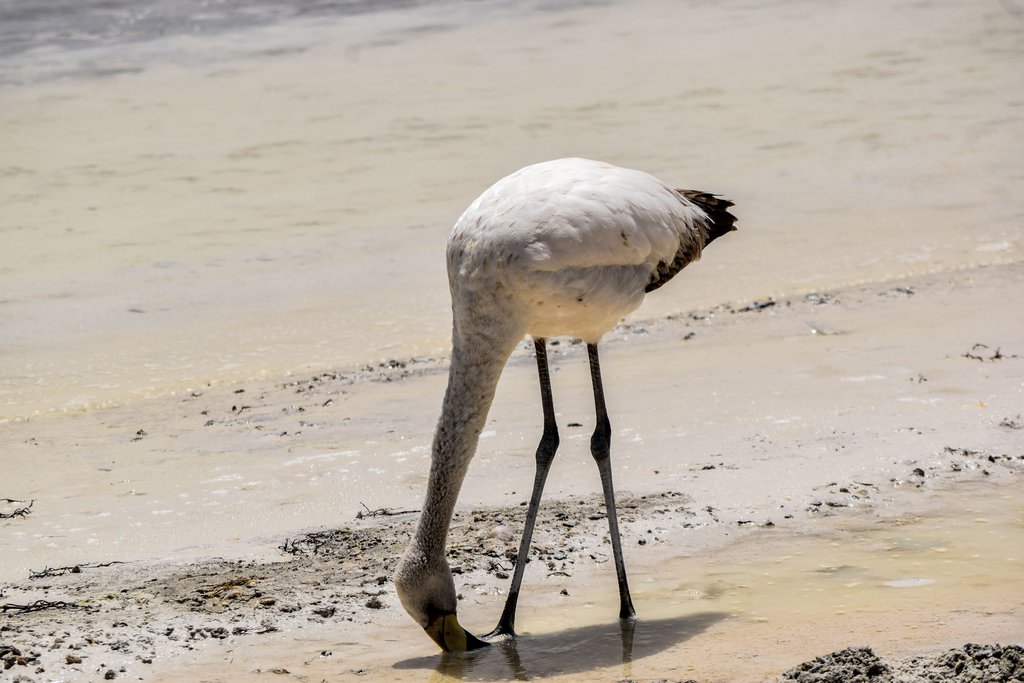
[399,612,726,681]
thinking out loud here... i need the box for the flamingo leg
[487,337,560,639]
[587,343,636,621]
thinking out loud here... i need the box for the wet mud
[782,643,1024,683]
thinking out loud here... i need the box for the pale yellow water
[2,0,1022,421]
[151,482,1024,681]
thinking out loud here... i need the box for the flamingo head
[394,545,489,652]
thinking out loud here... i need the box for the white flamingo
[394,158,736,651]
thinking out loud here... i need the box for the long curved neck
[412,325,519,559]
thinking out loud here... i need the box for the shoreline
[4,259,1022,577]
[3,260,1022,680]
[5,256,1020,426]
[2,479,1021,681]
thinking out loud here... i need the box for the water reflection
[393,612,727,681]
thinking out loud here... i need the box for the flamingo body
[447,158,709,342]
[394,158,736,651]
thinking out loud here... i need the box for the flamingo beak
[425,613,490,652]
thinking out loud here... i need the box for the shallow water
[2,0,1022,420]
[423,488,1023,682]
[0,0,454,60]
[157,482,1024,681]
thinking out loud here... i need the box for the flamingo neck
[412,326,519,559]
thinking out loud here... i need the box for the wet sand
[3,261,1022,681]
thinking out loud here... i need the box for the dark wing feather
[645,190,737,293]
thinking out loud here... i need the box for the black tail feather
[678,189,737,246]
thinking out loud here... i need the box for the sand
[3,261,1023,681]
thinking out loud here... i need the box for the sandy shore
[3,261,1022,681]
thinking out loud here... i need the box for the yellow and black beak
[425,612,490,652]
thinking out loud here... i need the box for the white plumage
[447,158,710,342]
[394,158,736,652]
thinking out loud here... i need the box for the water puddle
[329,484,1024,682]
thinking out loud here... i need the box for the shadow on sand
[393,612,727,680]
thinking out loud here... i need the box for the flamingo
[393,158,736,651]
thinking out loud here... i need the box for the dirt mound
[893,643,1024,683]
[782,645,891,682]
[783,644,1024,683]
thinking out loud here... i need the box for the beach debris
[0,499,33,519]
[963,343,1002,362]
[2,644,40,670]
[355,502,418,519]
[2,600,85,615]
[29,561,124,579]
[804,291,837,305]
[737,298,776,312]
[999,415,1023,430]
[944,446,981,458]
[188,626,229,640]
[962,343,1019,362]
